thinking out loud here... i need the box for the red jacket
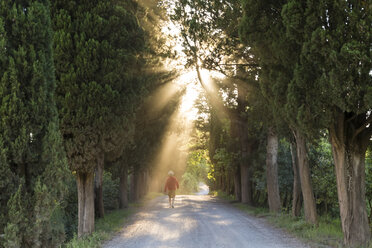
[164,176,179,191]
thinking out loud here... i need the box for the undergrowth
[63,192,162,248]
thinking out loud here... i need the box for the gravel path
[103,194,309,248]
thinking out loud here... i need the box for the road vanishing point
[104,185,310,248]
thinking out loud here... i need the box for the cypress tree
[240,0,371,244]
[51,0,146,236]
[0,1,69,247]
[282,0,372,245]
[239,0,318,224]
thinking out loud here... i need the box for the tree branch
[353,113,372,139]
[217,63,259,67]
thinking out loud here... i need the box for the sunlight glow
[133,1,228,191]
[121,206,197,241]
[147,70,202,191]
[177,71,200,121]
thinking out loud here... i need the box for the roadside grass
[212,191,344,247]
[267,214,343,247]
[211,190,235,201]
[63,192,163,248]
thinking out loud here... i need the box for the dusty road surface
[104,194,309,248]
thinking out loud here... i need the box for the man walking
[164,170,179,208]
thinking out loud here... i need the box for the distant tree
[0,1,69,247]
[167,0,271,206]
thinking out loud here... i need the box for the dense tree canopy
[0,1,69,246]
[0,0,371,247]
[240,0,371,245]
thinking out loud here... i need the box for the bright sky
[177,71,200,121]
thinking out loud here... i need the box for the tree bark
[129,173,135,202]
[238,117,253,205]
[240,148,253,205]
[221,168,226,192]
[140,170,147,198]
[94,153,104,218]
[266,127,281,212]
[119,165,128,208]
[131,169,142,201]
[234,167,242,201]
[290,140,302,217]
[293,128,317,224]
[329,112,371,246]
[143,169,149,196]
[138,171,143,198]
[77,172,95,237]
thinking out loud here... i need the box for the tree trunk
[140,170,147,197]
[282,192,289,210]
[77,172,95,237]
[138,171,144,198]
[130,170,140,202]
[132,169,142,200]
[240,161,252,205]
[329,113,371,246]
[221,168,226,192]
[266,127,281,212]
[145,169,150,194]
[238,122,253,205]
[254,190,261,204]
[119,165,128,208]
[290,141,302,217]
[234,167,242,201]
[293,128,317,224]
[129,173,135,202]
[94,153,104,218]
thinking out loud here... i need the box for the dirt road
[104,194,309,248]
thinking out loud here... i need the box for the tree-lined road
[104,194,309,248]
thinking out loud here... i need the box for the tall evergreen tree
[51,0,146,236]
[0,1,69,247]
[240,0,318,224]
[282,0,372,245]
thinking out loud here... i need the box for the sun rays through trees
[0,0,371,247]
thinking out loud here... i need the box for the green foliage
[166,0,249,73]
[187,149,210,183]
[212,190,236,202]
[282,0,372,137]
[103,172,119,211]
[277,139,294,209]
[62,171,121,242]
[52,0,146,173]
[213,148,236,176]
[0,1,69,247]
[180,172,199,194]
[0,138,16,235]
[63,208,134,248]
[63,175,78,241]
[309,137,338,216]
[269,214,343,247]
[4,185,27,248]
[179,145,211,193]
[229,200,343,247]
[240,1,371,243]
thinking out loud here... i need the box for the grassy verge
[63,192,163,248]
[212,191,344,247]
